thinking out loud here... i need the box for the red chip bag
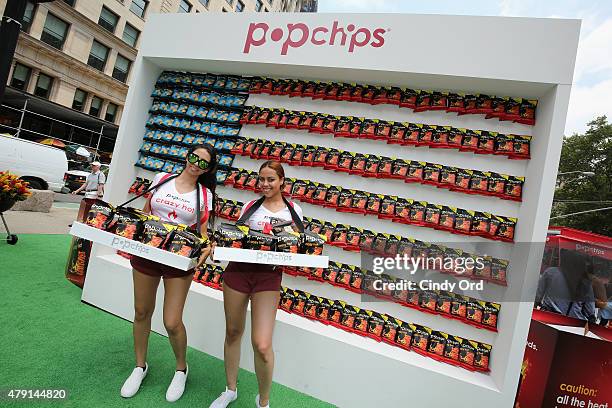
[399,89,418,109]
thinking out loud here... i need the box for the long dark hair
[186,144,217,229]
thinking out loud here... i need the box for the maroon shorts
[130,256,194,279]
[223,262,282,294]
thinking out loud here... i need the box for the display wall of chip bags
[134,70,534,375]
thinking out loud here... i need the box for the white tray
[212,246,329,268]
[69,222,197,270]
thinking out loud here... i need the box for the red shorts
[130,256,194,279]
[223,262,282,294]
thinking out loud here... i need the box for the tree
[552,116,612,236]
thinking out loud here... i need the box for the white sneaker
[256,394,270,408]
[209,387,238,408]
[166,365,188,402]
[120,364,148,398]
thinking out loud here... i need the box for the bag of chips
[476,130,496,155]
[165,229,208,258]
[324,149,341,170]
[359,230,376,253]
[382,317,401,346]
[245,231,276,251]
[411,325,431,355]
[388,122,408,145]
[366,312,386,341]
[427,330,448,360]
[510,135,531,159]
[450,294,469,320]
[431,126,451,149]
[279,287,295,313]
[482,302,500,331]
[443,335,463,365]
[330,224,348,247]
[335,263,354,287]
[275,231,301,253]
[466,299,485,326]
[459,339,478,369]
[300,231,326,255]
[291,290,309,316]
[315,298,333,323]
[328,300,345,327]
[141,219,176,248]
[340,305,359,332]
[353,308,370,335]
[474,342,492,371]
[406,161,424,183]
[215,223,249,248]
[494,216,517,242]
[110,207,148,241]
[491,258,509,285]
[85,200,115,230]
[303,295,321,320]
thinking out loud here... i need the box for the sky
[318,0,612,136]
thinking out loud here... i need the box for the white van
[0,133,68,192]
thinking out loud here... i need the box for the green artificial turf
[0,234,334,408]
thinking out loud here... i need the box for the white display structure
[81,13,580,408]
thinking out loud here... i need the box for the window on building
[41,13,69,50]
[255,0,263,11]
[236,0,244,11]
[112,54,131,83]
[62,0,75,6]
[34,73,53,99]
[87,40,109,71]
[72,89,87,111]
[98,6,119,33]
[199,0,209,8]
[105,103,118,122]
[130,0,148,18]
[122,23,140,47]
[20,1,36,33]
[179,0,192,12]
[10,64,31,90]
[89,96,103,117]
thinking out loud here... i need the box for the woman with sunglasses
[121,145,217,402]
[210,161,303,408]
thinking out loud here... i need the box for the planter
[0,198,16,213]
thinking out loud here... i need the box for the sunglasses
[187,152,210,170]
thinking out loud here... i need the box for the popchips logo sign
[243,21,388,55]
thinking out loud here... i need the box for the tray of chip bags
[69,221,199,270]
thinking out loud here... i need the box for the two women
[121,152,298,407]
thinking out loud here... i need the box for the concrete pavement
[1,192,81,235]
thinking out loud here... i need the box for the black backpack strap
[195,181,202,233]
[118,173,179,208]
[237,197,265,226]
[236,196,304,233]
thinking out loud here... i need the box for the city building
[0,0,315,158]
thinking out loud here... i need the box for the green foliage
[552,116,612,236]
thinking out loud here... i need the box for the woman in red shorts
[120,144,216,402]
[209,161,303,408]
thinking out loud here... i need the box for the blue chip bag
[178,104,189,115]
[223,139,236,151]
[186,105,198,117]
[172,132,185,143]
[194,136,206,145]
[225,127,240,137]
[214,139,224,150]
[213,76,227,89]
[192,74,205,87]
[183,134,195,145]
[161,116,173,127]
[141,142,152,152]
[225,76,240,90]
[218,154,234,167]
[162,131,174,142]
[168,102,179,113]
[178,147,189,158]
[227,112,241,123]
[145,156,156,169]
[207,109,220,121]
[216,170,228,184]
[162,161,175,173]
[146,116,156,126]
[216,110,230,122]
[169,145,181,157]
[196,107,209,119]
[150,144,162,154]
[207,93,220,106]
[200,122,212,134]
[151,88,162,97]
[236,78,251,91]
[179,118,191,129]
[162,88,173,98]
[159,145,171,156]
[137,155,148,167]
[152,130,163,140]
[204,136,216,146]
[197,92,209,104]
[144,129,156,140]
[172,89,182,100]
[180,90,191,101]
[150,101,161,112]
[217,95,229,107]
[153,158,165,170]
[189,91,200,103]
[190,121,202,132]
[209,123,220,136]
[174,163,185,173]
[203,74,216,87]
